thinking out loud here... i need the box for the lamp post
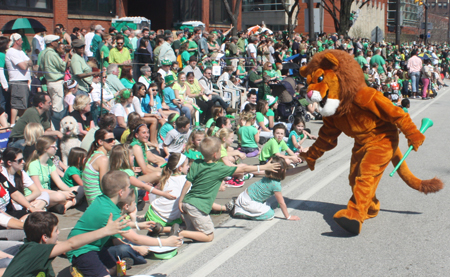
[395,0,401,46]
[424,1,428,45]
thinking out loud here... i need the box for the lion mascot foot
[333,209,362,235]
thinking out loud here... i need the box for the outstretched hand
[104,214,130,236]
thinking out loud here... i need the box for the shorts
[72,248,116,277]
[181,203,214,235]
[9,81,29,110]
[145,206,183,227]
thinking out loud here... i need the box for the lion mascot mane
[299,50,443,235]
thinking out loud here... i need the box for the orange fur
[300,50,444,235]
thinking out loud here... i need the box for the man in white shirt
[5,33,32,125]
[246,37,257,64]
[240,89,257,112]
[31,32,45,65]
[84,24,95,60]
[157,59,173,79]
[182,56,203,80]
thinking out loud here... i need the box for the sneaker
[224,176,233,181]
[224,199,235,212]
[169,223,180,237]
[147,223,163,237]
[226,107,237,114]
[226,178,244,188]
[246,149,259,158]
[243,173,254,180]
[123,257,134,270]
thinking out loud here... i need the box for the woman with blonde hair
[70,94,95,139]
[25,136,81,213]
[23,123,44,161]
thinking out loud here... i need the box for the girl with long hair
[82,129,114,205]
[25,136,80,213]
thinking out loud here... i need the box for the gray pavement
[54,86,450,276]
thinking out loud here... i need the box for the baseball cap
[44,35,60,44]
[95,25,105,31]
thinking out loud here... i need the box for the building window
[68,0,116,16]
[0,0,52,11]
[243,0,284,12]
[438,3,442,8]
[173,0,202,22]
[431,3,436,7]
[210,0,231,24]
[444,3,448,8]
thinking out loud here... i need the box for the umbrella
[418,52,432,60]
[1,18,46,35]
[247,25,261,36]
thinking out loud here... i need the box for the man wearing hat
[172,31,185,55]
[163,74,191,122]
[90,24,105,64]
[158,35,176,66]
[182,56,203,80]
[39,34,68,129]
[121,26,134,57]
[158,59,173,79]
[71,39,96,97]
[5,33,33,125]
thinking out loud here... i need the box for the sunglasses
[13,158,24,163]
[103,138,115,143]
[117,42,124,45]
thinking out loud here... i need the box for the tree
[320,0,370,36]
[223,0,243,36]
[281,0,301,38]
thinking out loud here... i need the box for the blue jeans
[410,71,420,93]
[211,94,228,109]
[107,243,147,265]
[7,138,25,150]
[51,109,68,131]
[169,106,191,122]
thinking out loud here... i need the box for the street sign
[421,22,433,29]
[371,26,384,43]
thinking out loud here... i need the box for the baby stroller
[270,77,307,123]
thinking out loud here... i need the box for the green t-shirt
[402,107,409,113]
[259,138,289,161]
[10,107,52,139]
[66,195,131,262]
[0,52,8,88]
[247,177,282,203]
[184,149,204,160]
[188,40,198,57]
[266,109,274,117]
[157,123,174,144]
[27,159,56,191]
[286,130,304,153]
[220,145,227,161]
[238,125,258,148]
[100,44,110,69]
[3,241,55,277]
[61,166,81,187]
[120,78,136,89]
[370,54,386,74]
[71,53,93,92]
[183,160,237,214]
[205,118,215,128]
[120,168,138,204]
[256,112,268,128]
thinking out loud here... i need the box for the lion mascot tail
[392,147,444,194]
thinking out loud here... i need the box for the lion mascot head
[300,50,367,117]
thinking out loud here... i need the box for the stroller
[270,77,307,123]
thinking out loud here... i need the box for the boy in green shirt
[259,124,302,165]
[67,171,182,276]
[178,136,280,242]
[2,211,127,277]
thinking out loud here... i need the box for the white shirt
[5,48,31,81]
[91,82,115,103]
[157,68,173,79]
[31,35,45,61]
[132,96,145,117]
[111,103,135,124]
[138,76,151,89]
[84,32,95,57]
[246,43,257,58]
[151,175,187,222]
[1,167,34,210]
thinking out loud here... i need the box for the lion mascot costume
[299,50,443,235]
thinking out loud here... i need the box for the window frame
[0,0,53,12]
[67,0,116,16]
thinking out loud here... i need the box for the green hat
[266,95,278,106]
[153,249,178,260]
[121,26,130,32]
[161,59,172,66]
[164,74,175,85]
[180,37,187,44]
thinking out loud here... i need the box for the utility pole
[448,0,450,44]
[309,0,315,41]
[395,0,401,46]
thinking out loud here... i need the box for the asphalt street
[139,86,450,277]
